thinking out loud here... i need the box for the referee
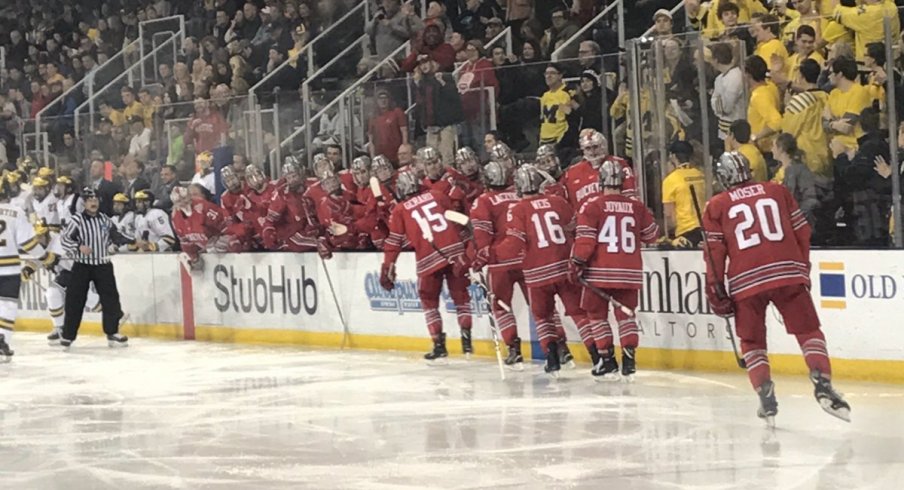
[60,188,134,349]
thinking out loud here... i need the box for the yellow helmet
[16,156,35,173]
[133,190,152,201]
[37,167,55,179]
[57,176,73,186]
[6,171,23,184]
[113,193,130,203]
[33,219,50,236]
[196,151,214,169]
[32,176,50,187]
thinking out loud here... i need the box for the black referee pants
[63,262,123,342]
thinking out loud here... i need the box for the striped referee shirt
[61,211,133,265]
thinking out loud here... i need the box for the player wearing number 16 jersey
[380,171,473,362]
[702,151,850,424]
[572,160,659,380]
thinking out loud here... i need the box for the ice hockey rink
[2,332,903,489]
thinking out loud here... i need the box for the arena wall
[15,250,904,383]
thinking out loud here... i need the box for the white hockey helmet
[598,160,625,188]
[716,151,753,188]
[513,164,545,196]
[483,160,508,187]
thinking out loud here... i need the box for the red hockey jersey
[424,170,468,213]
[446,167,484,211]
[702,181,811,301]
[384,190,466,276]
[358,180,398,250]
[470,189,521,271]
[496,194,575,287]
[562,157,637,210]
[242,183,277,233]
[303,179,327,205]
[262,186,320,251]
[172,198,228,255]
[573,194,659,289]
[317,192,370,250]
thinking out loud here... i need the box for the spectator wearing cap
[782,59,831,178]
[744,55,782,155]
[457,40,500,154]
[652,9,674,38]
[825,56,872,152]
[539,62,573,146]
[485,17,505,43]
[661,140,706,247]
[368,89,408,164]
[727,120,768,182]
[367,0,424,60]
[751,14,789,80]
[572,70,604,135]
[400,24,456,73]
[545,7,579,61]
[710,42,746,143]
[412,56,464,165]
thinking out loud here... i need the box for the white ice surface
[1,332,903,490]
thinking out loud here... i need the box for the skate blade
[505,362,525,372]
[819,399,852,423]
[621,373,636,383]
[48,340,61,347]
[544,370,560,379]
[425,357,449,366]
[108,341,129,348]
[563,359,576,370]
[761,415,776,428]
[463,352,473,360]
[593,373,621,383]
[0,355,11,363]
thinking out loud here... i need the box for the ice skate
[587,344,601,367]
[460,329,473,358]
[810,371,851,422]
[756,380,778,428]
[47,328,62,346]
[0,336,14,363]
[558,340,575,369]
[621,347,637,382]
[107,333,129,348]
[504,338,524,371]
[60,339,72,352]
[544,343,560,378]
[591,349,619,382]
[424,333,448,364]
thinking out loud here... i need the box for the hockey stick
[689,185,746,369]
[469,269,506,380]
[578,278,635,316]
[320,256,350,350]
[369,176,383,200]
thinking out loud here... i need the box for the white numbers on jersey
[0,220,6,247]
[412,202,449,237]
[597,215,636,253]
[728,198,784,250]
[530,211,566,248]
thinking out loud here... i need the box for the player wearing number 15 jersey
[381,171,473,362]
[572,160,659,381]
[703,151,850,424]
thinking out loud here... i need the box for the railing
[640,1,686,39]
[137,15,186,86]
[551,0,624,62]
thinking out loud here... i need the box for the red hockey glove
[317,236,333,260]
[472,246,491,271]
[568,259,586,284]
[380,262,396,291]
[706,282,735,317]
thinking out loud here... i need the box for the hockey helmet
[133,189,154,213]
[371,155,395,183]
[6,170,23,185]
[112,192,129,215]
[54,176,74,198]
[0,176,12,201]
[31,176,50,200]
[535,144,561,178]
[246,165,268,191]
[312,153,333,179]
[716,151,752,189]
[170,186,191,209]
[598,160,625,188]
[454,147,480,178]
[37,167,55,180]
[350,156,372,187]
[513,164,545,196]
[81,187,99,200]
[221,165,242,192]
[416,146,441,165]
[580,130,608,166]
[32,176,50,187]
[395,170,422,200]
[320,171,341,196]
[282,159,304,190]
[113,192,130,203]
[489,142,512,162]
[16,155,36,175]
[483,160,508,188]
[196,151,214,171]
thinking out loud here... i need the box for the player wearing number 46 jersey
[703,151,850,424]
[572,160,659,380]
[380,171,473,362]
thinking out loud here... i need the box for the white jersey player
[0,180,57,361]
[111,193,136,252]
[8,171,34,217]
[54,176,84,229]
[133,190,177,252]
[31,177,60,232]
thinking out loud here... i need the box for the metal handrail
[73,33,178,136]
[138,15,186,85]
[250,2,368,99]
[640,1,686,39]
[454,27,512,78]
[551,0,624,61]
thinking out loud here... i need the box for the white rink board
[16,250,904,362]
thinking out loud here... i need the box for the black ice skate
[810,371,851,422]
[0,336,14,363]
[504,338,524,371]
[460,329,473,357]
[558,340,575,369]
[591,348,619,381]
[107,333,129,348]
[424,333,448,363]
[47,328,62,346]
[621,347,637,381]
[544,343,560,378]
[587,344,601,367]
[756,380,778,428]
[60,338,72,352]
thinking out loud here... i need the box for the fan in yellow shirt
[705,0,768,38]
[824,57,873,149]
[833,0,900,61]
[745,55,783,154]
[782,58,831,177]
[662,141,706,247]
[728,120,769,182]
[539,64,573,145]
[751,14,789,79]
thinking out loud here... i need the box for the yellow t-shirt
[833,0,901,60]
[704,0,768,38]
[748,81,783,153]
[540,86,571,144]
[662,165,706,236]
[738,143,768,182]
[123,101,146,124]
[107,109,126,127]
[755,38,790,79]
[787,51,826,83]
[827,82,872,148]
[772,165,785,184]
[782,90,831,177]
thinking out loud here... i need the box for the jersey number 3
[728,198,784,250]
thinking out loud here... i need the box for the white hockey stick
[470,269,507,380]
[329,222,349,236]
[369,176,383,199]
[443,210,470,226]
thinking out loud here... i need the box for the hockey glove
[472,246,491,271]
[671,236,693,249]
[21,262,36,281]
[706,282,735,317]
[568,258,587,284]
[317,236,333,260]
[379,262,396,291]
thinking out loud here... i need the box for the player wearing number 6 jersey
[572,160,659,381]
[702,152,850,424]
[381,171,473,361]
